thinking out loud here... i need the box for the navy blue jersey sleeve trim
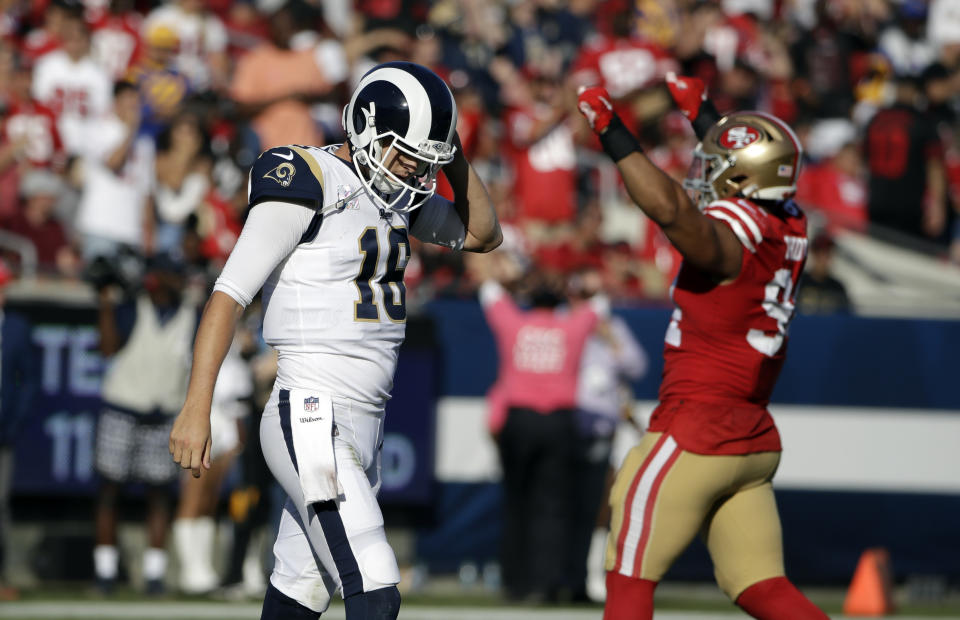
[249,146,325,208]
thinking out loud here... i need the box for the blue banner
[424,299,960,409]
[4,301,437,505]
[5,304,102,496]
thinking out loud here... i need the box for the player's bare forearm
[616,151,738,277]
[616,150,691,228]
[446,139,502,253]
[183,291,244,411]
[171,291,243,476]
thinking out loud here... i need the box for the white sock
[173,519,195,575]
[194,517,218,582]
[143,547,167,582]
[586,528,609,603]
[93,545,118,580]
[242,530,266,594]
[174,517,218,592]
[193,517,216,571]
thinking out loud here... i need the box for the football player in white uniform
[169,62,501,619]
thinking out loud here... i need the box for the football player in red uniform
[577,76,828,620]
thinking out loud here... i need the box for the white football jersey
[31,51,112,155]
[219,144,464,405]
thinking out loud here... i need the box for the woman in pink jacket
[479,260,607,603]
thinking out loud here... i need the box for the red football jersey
[504,105,576,224]
[19,28,60,63]
[570,35,678,139]
[649,197,808,455]
[91,13,143,80]
[570,35,678,100]
[2,99,64,167]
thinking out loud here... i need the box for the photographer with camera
[91,253,200,595]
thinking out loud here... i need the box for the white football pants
[260,387,401,613]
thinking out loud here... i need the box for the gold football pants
[606,432,784,599]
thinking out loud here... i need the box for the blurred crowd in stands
[1,0,960,306]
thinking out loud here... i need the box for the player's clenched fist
[577,86,617,134]
[665,72,708,121]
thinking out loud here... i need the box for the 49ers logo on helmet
[718,124,761,149]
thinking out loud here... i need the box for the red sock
[603,572,657,620]
[735,576,830,620]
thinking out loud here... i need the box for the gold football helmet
[683,111,802,208]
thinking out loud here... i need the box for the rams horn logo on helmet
[264,162,296,187]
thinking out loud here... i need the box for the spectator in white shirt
[74,81,155,262]
[31,13,112,156]
[153,113,212,255]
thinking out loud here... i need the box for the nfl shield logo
[304,396,319,412]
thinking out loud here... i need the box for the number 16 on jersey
[353,226,409,323]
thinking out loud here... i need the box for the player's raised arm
[576,86,743,280]
[445,132,502,252]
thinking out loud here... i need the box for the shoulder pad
[248,146,325,208]
[704,198,769,254]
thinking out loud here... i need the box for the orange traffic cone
[843,548,895,616]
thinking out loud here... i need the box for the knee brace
[344,585,401,620]
[261,582,320,620]
[356,539,401,590]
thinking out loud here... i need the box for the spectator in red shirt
[0,51,64,170]
[495,59,578,240]
[90,0,145,81]
[796,120,867,231]
[2,169,77,276]
[19,0,82,63]
[0,48,65,219]
[569,4,678,134]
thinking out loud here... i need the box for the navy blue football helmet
[342,62,458,212]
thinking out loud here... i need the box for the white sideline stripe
[435,398,960,493]
[713,200,764,244]
[705,210,756,253]
[617,435,678,576]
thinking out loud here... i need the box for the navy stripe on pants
[276,389,363,598]
[278,389,299,473]
[313,500,364,598]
